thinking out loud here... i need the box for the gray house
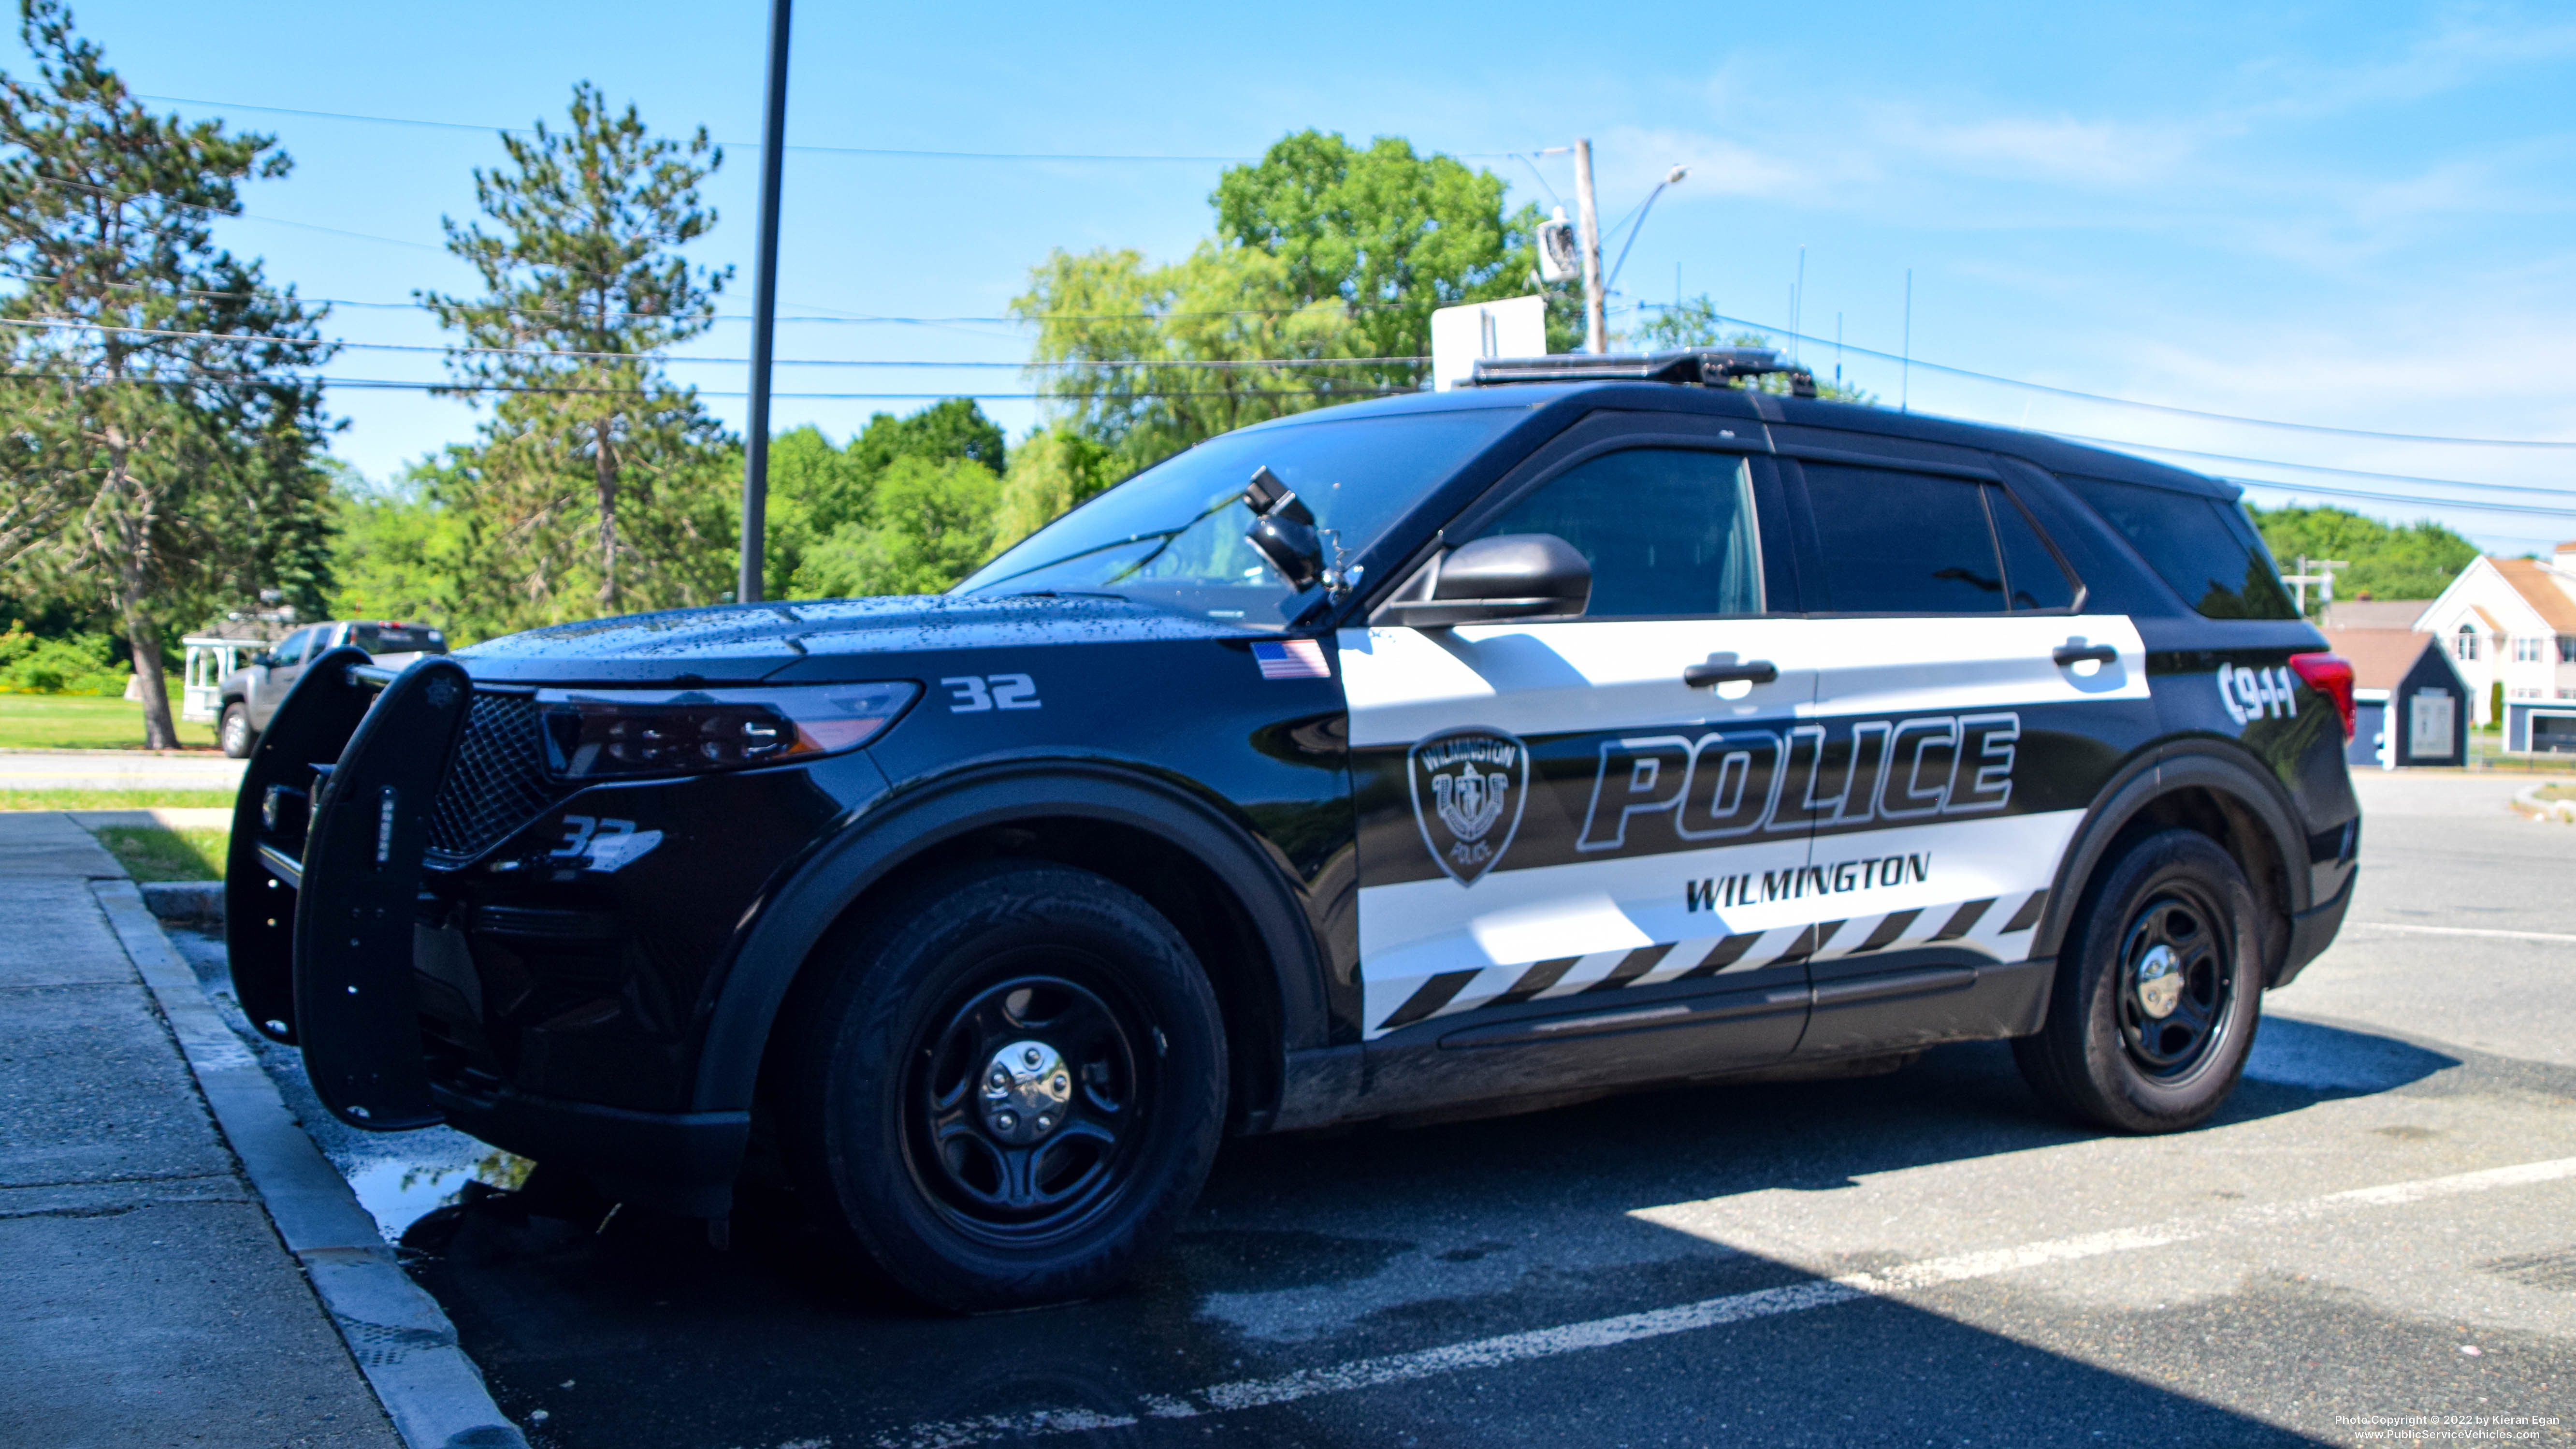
[2322,626,2469,768]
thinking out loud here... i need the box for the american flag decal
[1253,638,1331,680]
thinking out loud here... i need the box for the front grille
[425,690,563,862]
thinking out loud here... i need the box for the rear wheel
[783,861,1226,1312]
[2012,829,2263,1133]
[218,702,256,759]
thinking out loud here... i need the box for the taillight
[2288,653,2356,740]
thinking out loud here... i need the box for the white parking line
[2352,921,2576,944]
[871,1155,2576,1449]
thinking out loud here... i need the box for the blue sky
[41,1,2576,555]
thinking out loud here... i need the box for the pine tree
[0,0,334,748]
[421,82,731,625]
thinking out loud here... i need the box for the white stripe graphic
[870,1154,2576,1449]
[1337,614,2147,748]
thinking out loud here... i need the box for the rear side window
[1799,463,2005,613]
[2077,477,2297,620]
[1478,448,1763,617]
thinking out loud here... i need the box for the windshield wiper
[966,526,1192,592]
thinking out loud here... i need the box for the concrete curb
[2508,782,2576,822]
[91,879,529,1449]
[138,877,224,927]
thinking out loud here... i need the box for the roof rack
[1467,347,1818,398]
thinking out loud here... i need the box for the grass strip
[92,824,227,882]
[0,787,237,810]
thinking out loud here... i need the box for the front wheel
[783,861,1226,1312]
[218,702,257,759]
[2012,829,2264,1133]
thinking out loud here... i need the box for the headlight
[535,681,920,781]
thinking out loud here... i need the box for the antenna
[1792,247,1805,362]
[1901,269,1913,413]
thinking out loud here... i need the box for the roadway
[0,748,246,792]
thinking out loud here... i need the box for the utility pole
[2284,556,2348,617]
[737,0,792,605]
[1573,138,1605,353]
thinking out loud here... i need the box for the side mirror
[1370,534,1592,628]
[250,652,272,668]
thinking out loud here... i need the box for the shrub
[0,623,130,696]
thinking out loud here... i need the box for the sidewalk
[0,813,399,1447]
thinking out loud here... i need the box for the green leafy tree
[1213,130,1573,367]
[989,423,1110,553]
[762,400,1010,599]
[2247,504,2479,614]
[325,463,467,631]
[1021,131,1573,473]
[793,455,1002,598]
[850,396,1005,478]
[757,426,861,602]
[1016,242,1368,474]
[420,81,733,626]
[0,0,335,746]
[1633,296,1876,404]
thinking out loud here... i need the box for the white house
[2411,544,2576,725]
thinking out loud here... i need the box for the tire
[218,702,257,759]
[2012,828,2264,1134]
[783,860,1227,1312]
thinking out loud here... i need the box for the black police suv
[227,348,2359,1311]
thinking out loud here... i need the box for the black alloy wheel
[784,860,1225,1312]
[907,971,1149,1244]
[2113,886,2235,1081]
[2013,828,2264,1133]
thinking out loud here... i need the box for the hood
[454,593,1255,685]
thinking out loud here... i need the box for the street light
[1606,164,1688,298]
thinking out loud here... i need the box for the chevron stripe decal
[1368,888,2054,1035]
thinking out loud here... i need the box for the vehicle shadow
[405,1014,2461,1447]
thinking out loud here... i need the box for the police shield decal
[1406,727,1530,886]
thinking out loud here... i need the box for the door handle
[1683,657,1780,688]
[2053,644,2118,667]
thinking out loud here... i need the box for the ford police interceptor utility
[227,348,2359,1311]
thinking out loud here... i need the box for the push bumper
[225,651,474,1129]
[431,1081,747,1217]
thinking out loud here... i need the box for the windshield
[957,407,1527,625]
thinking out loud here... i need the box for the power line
[0,312,1426,369]
[130,92,1263,163]
[0,366,1408,401]
[2043,430,2576,502]
[1673,304,2576,450]
[2219,475,2576,522]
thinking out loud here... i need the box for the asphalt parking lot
[195,770,2576,1448]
